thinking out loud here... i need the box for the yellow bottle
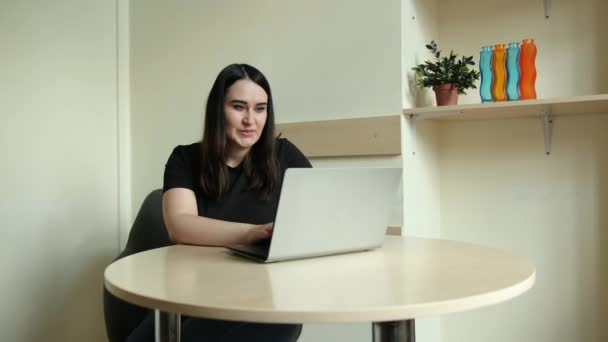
[491,44,507,101]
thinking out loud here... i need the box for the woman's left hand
[244,223,273,244]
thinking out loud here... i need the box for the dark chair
[103,189,174,342]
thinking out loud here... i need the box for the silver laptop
[228,167,402,262]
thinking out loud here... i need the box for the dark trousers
[126,312,302,342]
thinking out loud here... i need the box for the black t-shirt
[163,138,312,224]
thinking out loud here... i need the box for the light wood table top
[104,236,535,323]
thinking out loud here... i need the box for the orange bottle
[491,44,507,101]
[519,38,537,100]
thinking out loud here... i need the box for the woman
[127,64,311,341]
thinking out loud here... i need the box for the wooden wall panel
[276,115,402,157]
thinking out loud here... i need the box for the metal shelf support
[541,107,553,155]
[408,115,417,155]
[410,107,555,155]
[411,0,416,20]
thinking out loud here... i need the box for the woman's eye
[233,104,245,111]
[255,107,266,113]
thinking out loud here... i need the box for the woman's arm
[162,188,272,246]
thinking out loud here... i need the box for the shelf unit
[403,94,608,121]
[403,94,608,154]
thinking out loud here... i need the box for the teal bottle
[479,46,493,102]
[506,42,520,101]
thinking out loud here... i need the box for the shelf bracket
[411,0,416,20]
[408,109,462,154]
[544,0,551,18]
[541,107,553,155]
[409,114,417,155]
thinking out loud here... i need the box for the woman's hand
[244,223,273,244]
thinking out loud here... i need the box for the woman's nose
[242,110,254,124]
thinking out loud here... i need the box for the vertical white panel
[402,0,439,109]
[401,115,442,342]
[0,1,118,341]
[401,21,444,342]
[117,0,132,249]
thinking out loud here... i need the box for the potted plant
[412,41,480,106]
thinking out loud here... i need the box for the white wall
[409,0,608,341]
[439,114,608,342]
[129,1,402,341]
[0,1,119,341]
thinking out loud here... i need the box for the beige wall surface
[0,1,119,341]
[439,114,608,342]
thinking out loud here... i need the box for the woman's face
[224,79,268,152]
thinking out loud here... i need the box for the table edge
[104,267,536,324]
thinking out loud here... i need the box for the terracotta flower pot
[433,83,459,106]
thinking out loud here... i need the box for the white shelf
[403,94,608,120]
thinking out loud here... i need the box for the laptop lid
[264,167,402,262]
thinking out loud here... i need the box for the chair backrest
[116,189,174,261]
[104,189,174,342]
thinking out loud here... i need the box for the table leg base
[155,310,181,342]
[372,319,415,342]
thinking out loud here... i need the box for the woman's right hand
[245,223,273,244]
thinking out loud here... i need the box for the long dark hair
[200,63,279,201]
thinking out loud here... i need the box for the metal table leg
[155,309,181,342]
[372,319,415,342]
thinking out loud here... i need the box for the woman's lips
[239,130,256,137]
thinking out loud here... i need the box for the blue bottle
[479,46,493,103]
[506,42,520,101]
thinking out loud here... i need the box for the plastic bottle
[479,46,493,103]
[506,42,520,101]
[491,44,507,101]
[519,38,537,100]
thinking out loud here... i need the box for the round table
[104,236,535,342]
